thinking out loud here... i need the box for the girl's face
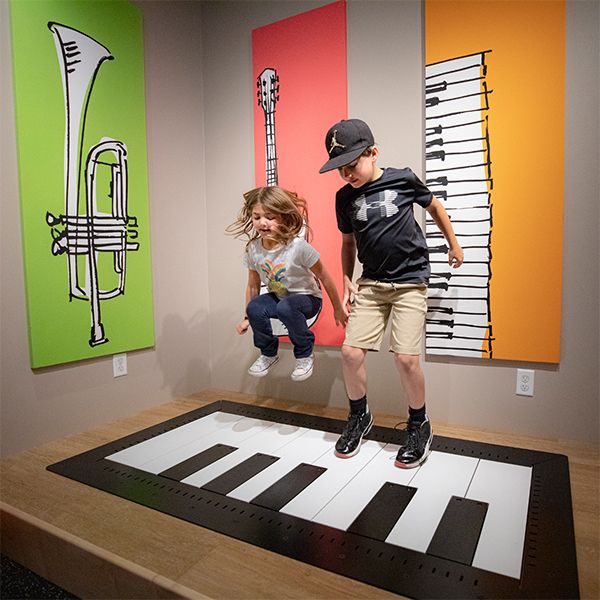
[251,202,282,240]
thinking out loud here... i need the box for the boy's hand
[448,245,464,268]
[236,318,250,335]
[342,276,358,313]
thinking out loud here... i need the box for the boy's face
[337,147,380,188]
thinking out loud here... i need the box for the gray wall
[1,0,598,457]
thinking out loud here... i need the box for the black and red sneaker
[334,410,373,458]
[395,418,433,468]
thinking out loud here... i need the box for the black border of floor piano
[47,400,579,599]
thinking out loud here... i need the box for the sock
[408,405,426,425]
[349,395,367,415]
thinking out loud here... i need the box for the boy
[319,118,463,468]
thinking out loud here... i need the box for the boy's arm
[310,259,347,326]
[236,269,261,334]
[341,233,358,311]
[425,196,464,268]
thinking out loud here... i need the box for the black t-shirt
[336,167,433,283]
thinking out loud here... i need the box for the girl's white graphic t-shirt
[243,237,322,299]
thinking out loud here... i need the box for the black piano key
[251,463,326,511]
[159,443,237,481]
[427,496,489,565]
[201,453,279,495]
[348,482,417,541]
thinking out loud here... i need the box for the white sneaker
[248,354,279,377]
[291,355,314,382]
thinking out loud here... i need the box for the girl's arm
[425,196,464,268]
[236,269,261,335]
[310,259,348,327]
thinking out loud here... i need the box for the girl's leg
[246,293,280,357]
[275,295,321,358]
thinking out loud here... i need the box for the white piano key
[428,124,487,147]
[427,75,482,99]
[468,460,532,579]
[427,94,487,121]
[385,452,479,552]
[427,314,488,331]
[427,164,489,181]
[428,137,487,155]
[431,262,489,277]
[312,443,418,530]
[429,206,491,223]
[106,411,244,468]
[181,421,309,488]
[434,221,492,237]
[427,150,488,172]
[281,440,386,521]
[443,180,490,195]
[136,416,276,474]
[426,54,483,79]
[228,428,338,502]
[427,347,486,358]
[443,275,492,289]
[427,297,489,312]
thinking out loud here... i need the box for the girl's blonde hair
[226,186,311,247]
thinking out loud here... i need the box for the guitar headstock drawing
[257,68,279,187]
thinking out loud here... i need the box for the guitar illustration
[256,68,279,186]
[254,67,321,336]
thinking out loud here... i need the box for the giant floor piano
[48,400,579,599]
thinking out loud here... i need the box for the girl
[228,186,346,381]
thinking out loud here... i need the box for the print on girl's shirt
[261,260,288,297]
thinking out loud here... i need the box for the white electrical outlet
[113,353,127,377]
[516,369,534,396]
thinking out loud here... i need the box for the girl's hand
[236,318,250,335]
[333,306,348,327]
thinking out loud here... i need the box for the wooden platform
[1,389,598,599]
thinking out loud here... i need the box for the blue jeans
[246,293,322,358]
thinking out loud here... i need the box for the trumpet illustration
[47,22,139,347]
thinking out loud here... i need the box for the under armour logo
[353,190,399,221]
[328,130,346,154]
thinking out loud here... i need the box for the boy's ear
[370,145,379,161]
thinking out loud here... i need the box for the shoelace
[404,427,420,452]
[339,412,362,442]
[394,420,420,451]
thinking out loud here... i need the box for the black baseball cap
[319,118,375,174]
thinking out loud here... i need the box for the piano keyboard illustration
[425,51,494,358]
[107,409,531,580]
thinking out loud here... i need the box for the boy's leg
[393,354,425,410]
[389,286,432,468]
[341,344,368,399]
[335,281,389,458]
[335,344,373,458]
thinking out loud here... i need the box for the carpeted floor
[0,555,78,600]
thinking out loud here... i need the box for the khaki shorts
[344,278,428,355]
